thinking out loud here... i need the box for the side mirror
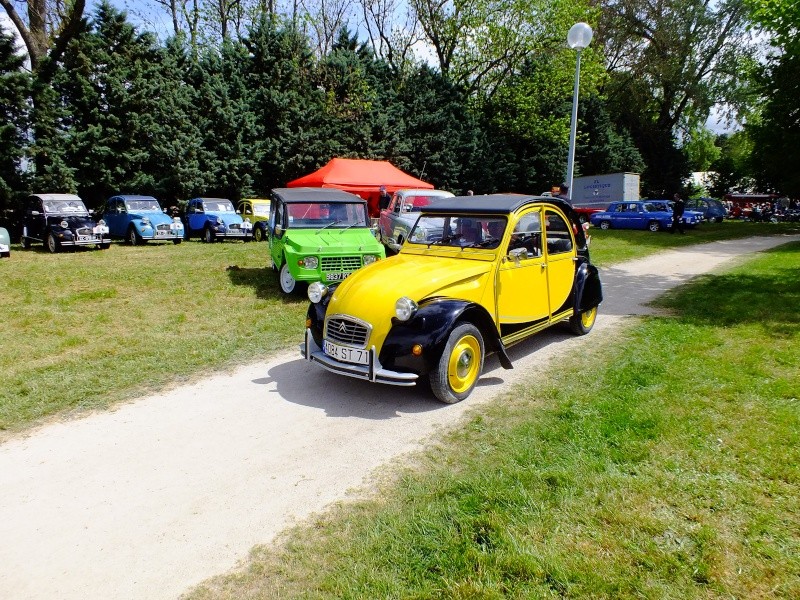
[508,247,527,265]
[31,210,41,216]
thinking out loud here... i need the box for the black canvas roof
[420,194,575,216]
[271,187,366,204]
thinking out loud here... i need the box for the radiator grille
[321,256,361,272]
[325,317,369,347]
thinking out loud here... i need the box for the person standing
[671,193,685,234]
[378,186,392,211]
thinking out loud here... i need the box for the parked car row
[15,193,274,253]
[589,201,702,232]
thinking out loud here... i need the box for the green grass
[0,240,309,432]
[188,241,800,599]
[1,220,797,434]
[586,219,800,266]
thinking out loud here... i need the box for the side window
[275,202,286,230]
[506,210,542,258]
[544,210,574,255]
[391,194,401,214]
[615,204,626,213]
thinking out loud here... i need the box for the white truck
[571,172,640,206]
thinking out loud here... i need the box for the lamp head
[567,22,593,50]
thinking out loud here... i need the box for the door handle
[541,263,547,269]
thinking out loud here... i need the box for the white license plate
[323,340,369,365]
[78,235,92,241]
[325,272,351,281]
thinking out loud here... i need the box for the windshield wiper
[339,220,366,233]
[316,220,341,233]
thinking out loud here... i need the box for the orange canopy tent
[286,158,433,217]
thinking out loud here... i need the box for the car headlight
[141,217,151,226]
[362,254,378,265]
[395,296,418,321]
[98,219,106,226]
[60,220,69,228]
[302,256,318,269]
[308,282,328,303]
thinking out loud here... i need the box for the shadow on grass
[225,265,304,303]
[655,260,800,334]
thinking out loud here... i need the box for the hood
[47,215,95,229]
[130,211,172,226]
[216,214,244,226]
[327,253,492,348]
[287,228,383,254]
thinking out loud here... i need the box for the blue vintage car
[589,201,698,232]
[184,197,253,242]
[102,195,184,245]
[686,197,727,223]
[646,200,704,226]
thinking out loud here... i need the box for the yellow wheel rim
[581,306,597,329]
[448,335,481,394]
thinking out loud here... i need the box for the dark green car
[268,188,386,294]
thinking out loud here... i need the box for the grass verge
[188,241,800,599]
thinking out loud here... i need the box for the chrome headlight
[395,296,418,321]
[362,254,378,265]
[308,282,328,303]
[302,256,318,269]
[172,217,182,224]
[98,219,107,226]
[60,220,69,228]
[141,217,151,226]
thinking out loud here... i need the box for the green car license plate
[325,272,351,281]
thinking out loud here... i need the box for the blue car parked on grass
[589,201,698,232]
[102,195,184,245]
[183,197,253,243]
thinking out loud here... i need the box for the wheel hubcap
[448,335,480,394]
[280,266,295,292]
[581,307,597,328]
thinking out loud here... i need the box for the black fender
[573,262,603,314]
[380,298,512,376]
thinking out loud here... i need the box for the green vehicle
[268,188,386,294]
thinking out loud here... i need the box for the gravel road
[1,235,797,600]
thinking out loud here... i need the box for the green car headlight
[302,256,319,269]
[362,254,378,265]
[395,296,418,321]
[308,282,328,303]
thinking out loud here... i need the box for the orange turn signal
[412,344,423,356]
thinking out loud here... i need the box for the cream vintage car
[302,194,603,403]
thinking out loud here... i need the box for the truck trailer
[571,172,640,206]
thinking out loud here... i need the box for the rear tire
[599,221,611,230]
[430,323,484,404]
[569,306,597,335]
[648,220,660,232]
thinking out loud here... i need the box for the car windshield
[44,200,89,215]
[286,202,368,228]
[203,200,235,212]
[126,199,161,211]
[408,215,507,249]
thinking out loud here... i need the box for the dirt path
[2,235,797,600]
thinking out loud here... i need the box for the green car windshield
[288,202,368,228]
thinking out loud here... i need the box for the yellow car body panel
[328,253,495,351]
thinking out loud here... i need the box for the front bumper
[61,235,109,246]
[301,329,418,386]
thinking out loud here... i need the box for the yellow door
[497,208,549,324]
[543,208,576,314]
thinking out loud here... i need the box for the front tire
[279,262,297,294]
[203,226,215,243]
[569,306,597,335]
[46,232,60,254]
[430,323,484,404]
[599,220,611,230]
[127,226,141,246]
[254,226,265,242]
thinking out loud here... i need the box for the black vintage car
[21,194,111,253]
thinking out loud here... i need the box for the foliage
[0,26,30,209]
[707,131,755,197]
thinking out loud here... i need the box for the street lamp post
[565,22,593,202]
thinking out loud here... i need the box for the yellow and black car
[302,194,602,403]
